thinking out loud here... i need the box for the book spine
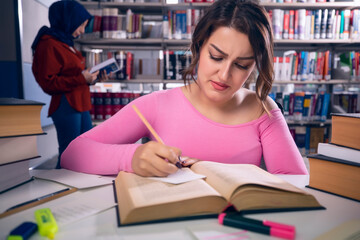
[163,15,169,39]
[298,9,306,40]
[320,93,330,122]
[320,9,328,39]
[186,9,192,39]
[283,10,290,39]
[305,10,312,40]
[342,10,351,39]
[300,51,308,81]
[102,8,111,38]
[283,94,290,116]
[294,10,299,39]
[273,9,282,40]
[293,92,305,121]
[289,10,295,40]
[109,8,119,39]
[288,93,295,120]
[326,9,335,39]
[314,9,322,39]
[340,10,345,39]
[302,94,312,120]
[126,52,133,80]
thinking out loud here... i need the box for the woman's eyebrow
[210,43,255,60]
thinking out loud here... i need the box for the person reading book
[61,0,308,176]
[31,0,107,169]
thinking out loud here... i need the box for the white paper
[31,169,114,189]
[147,168,205,184]
[50,185,116,226]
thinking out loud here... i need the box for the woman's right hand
[132,141,181,177]
[82,69,99,85]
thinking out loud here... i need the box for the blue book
[293,92,305,121]
[314,93,324,121]
[301,51,308,81]
[320,93,330,122]
[302,94,312,120]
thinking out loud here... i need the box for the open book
[89,57,120,74]
[114,162,324,226]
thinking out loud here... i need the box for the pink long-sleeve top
[61,87,308,175]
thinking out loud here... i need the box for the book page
[122,172,221,208]
[147,168,206,184]
[191,162,304,201]
[116,171,227,224]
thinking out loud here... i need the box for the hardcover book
[331,113,360,150]
[0,98,44,137]
[0,134,43,165]
[307,154,360,201]
[114,162,323,226]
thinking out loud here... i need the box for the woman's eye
[235,63,248,70]
[209,53,222,61]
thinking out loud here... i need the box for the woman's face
[196,27,256,105]
[72,20,89,38]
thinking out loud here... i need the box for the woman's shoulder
[134,87,181,104]
[240,88,278,111]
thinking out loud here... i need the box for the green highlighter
[34,208,58,239]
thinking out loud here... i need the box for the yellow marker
[34,208,58,239]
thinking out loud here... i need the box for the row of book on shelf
[269,9,360,40]
[85,49,360,81]
[307,113,360,202]
[82,8,205,40]
[85,50,192,80]
[81,6,360,41]
[0,98,45,193]
[272,91,359,122]
[90,91,143,120]
[275,50,360,81]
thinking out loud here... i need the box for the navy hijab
[31,0,92,52]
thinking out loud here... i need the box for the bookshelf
[77,0,360,153]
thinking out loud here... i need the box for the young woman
[61,0,308,176]
[32,1,102,168]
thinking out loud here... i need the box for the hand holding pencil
[131,105,183,177]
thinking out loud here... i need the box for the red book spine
[283,10,290,39]
[294,10,299,39]
[126,52,133,80]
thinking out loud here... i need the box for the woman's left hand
[97,70,110,82]
[180,156,200,167]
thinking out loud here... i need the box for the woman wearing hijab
[32,0,100,169]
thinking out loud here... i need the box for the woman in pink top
[61,0,308,176]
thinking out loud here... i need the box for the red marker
[218,213,295,240]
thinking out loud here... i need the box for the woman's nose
[218,62,232,81]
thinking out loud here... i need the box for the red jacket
[32,35,91,116]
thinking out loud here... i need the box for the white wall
[21,0,55,127]
[21,0,59,167]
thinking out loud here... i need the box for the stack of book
[0,98,45,193]
[307,113,360,201]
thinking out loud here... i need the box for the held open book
[114,162,324,226]
[89,57,120,74]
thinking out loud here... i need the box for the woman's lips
[210,81,229,91]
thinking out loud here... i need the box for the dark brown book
[331,113,360,150]
[0,98,44,137]
[307,154,360,201]
[114,162,324,226]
